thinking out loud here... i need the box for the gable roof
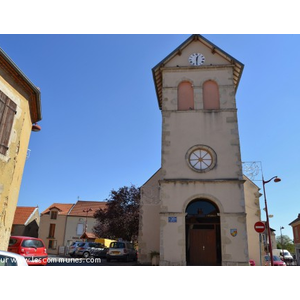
[152,34,244,109]
[142,168,162,187]
[41,203,74,216]
[0,48,42,123]
[13,206,38,225]
[68,200,107,217]
[289,214,300,226]
[80,232,97,239]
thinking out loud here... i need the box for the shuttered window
[49,224,56,238]
[0,90,17,155]
[203,80,220,110]
[178,81,194,111]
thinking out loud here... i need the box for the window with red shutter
[203,80,220,110]
[0,90,17,155]
[178,81,194,111]
[49,224,56,238]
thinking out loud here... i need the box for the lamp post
[83,208,93,234]
[280,226,285,262]
[262,175,281,266]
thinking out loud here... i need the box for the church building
[138,34,256,266]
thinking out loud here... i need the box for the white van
[272,249,293,263]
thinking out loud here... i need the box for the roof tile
[13,207,37,225]
[68,200,107,217]
[41,203,74,216]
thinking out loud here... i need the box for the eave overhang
[0,48,42,123]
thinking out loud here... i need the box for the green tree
[93,185,140,242]
[276,234,295,254]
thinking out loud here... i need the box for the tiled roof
[41,203,74,216]
[13,207,37,225]
[68,201,107,217]
[289,214,300,226]
[80,232,97,239]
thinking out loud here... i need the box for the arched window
[186,199,219,217]
[203,80,220,110]
[178,81,194,111]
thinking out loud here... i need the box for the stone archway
[185,199,221,266]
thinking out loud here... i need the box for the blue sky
[1,34,299,240]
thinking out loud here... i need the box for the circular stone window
[186,145,217,173]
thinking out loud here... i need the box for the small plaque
[168,217,177,223]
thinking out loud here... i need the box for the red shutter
[0,90,17,155]
[178,81,194,111]
[203,81,220,110]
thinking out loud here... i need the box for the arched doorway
[185,199,221,265]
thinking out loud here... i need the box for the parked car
[75,242,107,258]
[264,255,286,266]
[272,249,293,264]
[106,241,137,262]
[0,250,28,266]
[68,241,82,257]
[8,236,48,266]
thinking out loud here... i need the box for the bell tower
[139,35,249,266]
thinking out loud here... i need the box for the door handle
[203,246,205,251]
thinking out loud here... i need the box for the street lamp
[262,175,281,266]
[280,226,285,262]
[83,208,93,233]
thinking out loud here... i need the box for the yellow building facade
[0,48,42,251]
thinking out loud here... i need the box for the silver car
[68,241,82,257]
[75,242,106,258]
[106,241,137,262]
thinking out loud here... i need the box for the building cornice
[159,178,245,184]
[0,48,42,123]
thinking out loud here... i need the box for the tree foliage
[276,234,295,253]
[93,185,140,241]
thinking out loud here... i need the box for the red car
[264,255,286,266]
[8,236,48,266]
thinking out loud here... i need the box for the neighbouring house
[0,48,42,251]
[64,200,107,249]
[39,200,107,255]
[39,203,74,255]
[289,213,300,265]
[11,206,40,237]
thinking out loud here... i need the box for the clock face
[189,53,205,66]
[186,145,216,173]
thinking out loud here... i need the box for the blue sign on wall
[168,216,177,223]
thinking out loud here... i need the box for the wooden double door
[186,223,221,266]
[189,225,217,265]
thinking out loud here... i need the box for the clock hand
[196,55,199,65]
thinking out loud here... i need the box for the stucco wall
[0,73,32,251]
[39,212,68,255]
[64,216,98,246]
[243,176,263,265]
[159,180,248,266]
[138,170,161,263]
